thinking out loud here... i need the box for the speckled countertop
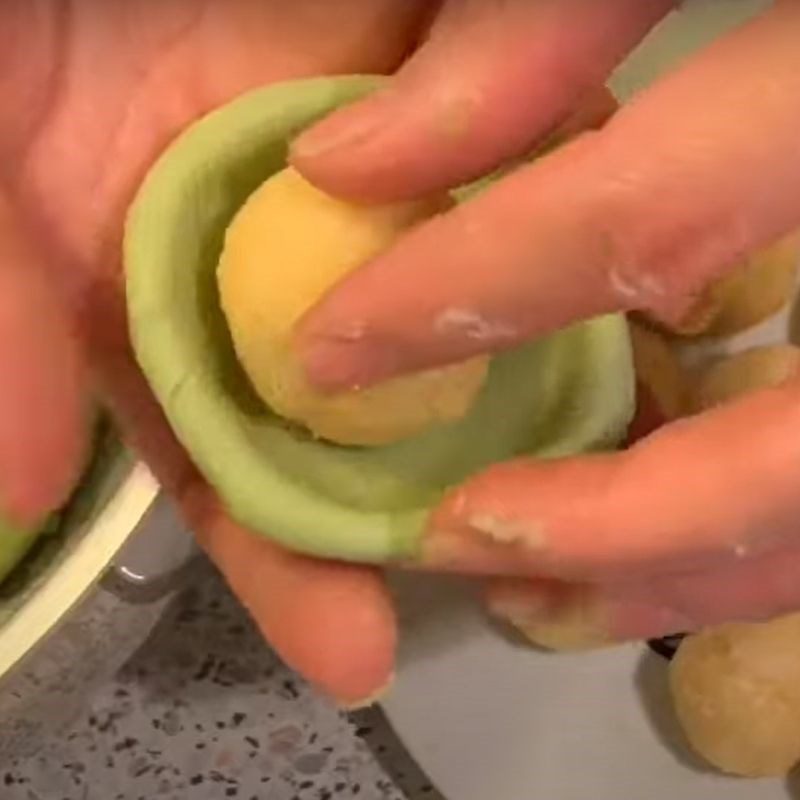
[4,560,438,800]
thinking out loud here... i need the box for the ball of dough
[646,230,799,338]
[705,231,799,337]
[670,614,800,777]
[690,345,800,413]
[218,167,488,446]
[629,322,687,420]
[626,322,688,443]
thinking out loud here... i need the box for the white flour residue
[331,319,367,342]
[608,267,640,300]
[608,266,667,303]
[435,307,517,343]
[469,514,547,551]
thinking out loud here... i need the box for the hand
[0,0,430,704]
[293,0,800,647]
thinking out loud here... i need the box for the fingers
[83,291,397,707]
[184,486,396,707]
[486,543,800,648]
[195,0,431,104]
[626,323,688,442]
[0,1,66,159]
[0,193,88,526]
[424,374,800,581]
[297,1,800,391]
[292,0,672,202]
[541,84,620,149]
[78,274,397,707]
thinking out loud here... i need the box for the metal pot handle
[101,492,200,604]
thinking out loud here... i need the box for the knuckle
[587,160,755,319]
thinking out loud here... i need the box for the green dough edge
[0,514,41,586]
[125,75,635,564]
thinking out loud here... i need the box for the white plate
[383,3,800,799]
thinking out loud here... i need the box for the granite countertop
[3,561,438,800]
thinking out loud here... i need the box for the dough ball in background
[670,614,800,778]
[218,167,488,447]
[643,230,800,338]
[690,345,800,414]
[668,343,800,777]
[626,322,688,442]
[704,232,800,337]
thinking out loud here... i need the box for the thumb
[0,193,88,527]
[291,0,673,202]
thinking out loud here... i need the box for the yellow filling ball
[218,167,488,446]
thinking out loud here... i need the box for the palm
[8,1,419,265]
[5,0,420,479]
[0,0,424,702]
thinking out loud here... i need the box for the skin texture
[7,0,800,701]
[294,0,800,646]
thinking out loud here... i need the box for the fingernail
[292,103,387,162]
[300,338,379,392]
[335,672,395,711]
[299,329,407,393]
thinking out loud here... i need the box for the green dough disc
[125,75,635,563]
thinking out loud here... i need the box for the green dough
[125,75,635,563]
